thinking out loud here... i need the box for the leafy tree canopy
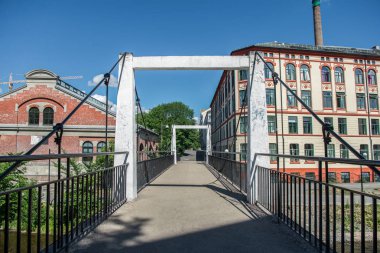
[137,102,200,155]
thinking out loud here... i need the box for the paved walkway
[70,162,316,253]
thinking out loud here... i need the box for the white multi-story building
[210,42,380,183]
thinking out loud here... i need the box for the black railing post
[322,123,332,252]
[104,73,110,168]
[54,123,63,248]
[318,160,323,252]
[65,158,70,247]
[272,72,281,223]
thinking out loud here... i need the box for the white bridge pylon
[171,125,211,165]
[113,53,269,204]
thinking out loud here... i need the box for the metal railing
[0,151,128,253]
[255,153,380,253]
[208,152,247,193]
[137,153,174,191]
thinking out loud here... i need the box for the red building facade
[0,69,159,180]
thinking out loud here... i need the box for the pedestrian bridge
[1,52,379,253]
[70,161,314,253]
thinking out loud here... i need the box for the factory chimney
[312,0,323,46]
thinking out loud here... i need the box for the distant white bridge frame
[171,124,211,165]
[113,53,269,204]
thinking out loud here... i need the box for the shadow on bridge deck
[70,162,316,253]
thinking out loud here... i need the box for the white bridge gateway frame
[171,124,211,165]
[113,53,269,204]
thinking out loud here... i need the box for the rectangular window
[266,89,275,106]
[289,144,299,162]
[361,172,371,183]
[369,94,379,110]
[305,172,315,180]
[336,92,346,109]
[269,143,277,162]
[327,144,335,158]
[303,117,312,134]
[239,90,246,106]
[340,144,349,159]
[240,116,247,133]
[338,118,347,134]
[328,172,337,182]
[374,145,380,160]
[371,119,380,135]
[324,117,333,128]
[240,143,247,161]
[360,144,369,159]
[287,90,297,107]
[239,70,248,81]
[288,116,298,134]
[268,115,276,133]
[323,91,333,108]
[304,144,314,157]
[358,118,367,135]
[341,172,350,183]
[357,93,366,110]
[301,90,311,107]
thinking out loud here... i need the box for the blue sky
[1,0,379,118]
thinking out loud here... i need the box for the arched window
[264,62,274,79]
[300,65,310,81]
[334,67,345,83]
[97,141,106,152]
[29,107,39,125]
[355,69,364,84]
[43,107,54,125]
[82,141,93,163]
[286,64,296,81]
[368,70,377,85]
[139,143,144,151]
[321,66,331,82]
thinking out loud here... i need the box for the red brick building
[0,69,159,180]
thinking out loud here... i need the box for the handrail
[0,151,128,163]
[211,151,244,155]
[209,154,246,164]
[254,152,380,167]
[258,165,380,200]
[255,52,380,177]
[136,150,171,154]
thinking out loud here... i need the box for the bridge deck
[70,162,316,253]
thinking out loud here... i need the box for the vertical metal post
[104,73,110,168]
[318,160,323,251]
[322,126,331,252]
[273,72,281,222]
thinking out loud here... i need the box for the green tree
[137,102,200,156]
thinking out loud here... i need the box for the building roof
[232,41,380,58]
[210,41,380,107]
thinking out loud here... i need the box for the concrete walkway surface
[70,161,316,253]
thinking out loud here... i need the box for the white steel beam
[114,53,137,200]
[172,125,211,164]
[173,125,209,130]
[133,56,250,70]
[247,52,270,204]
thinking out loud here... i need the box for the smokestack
[312,0,323,46]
